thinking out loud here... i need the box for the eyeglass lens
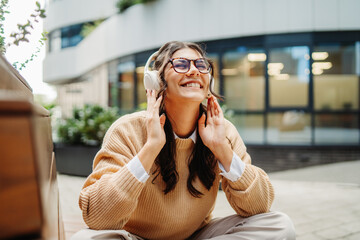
[172,58,210,73]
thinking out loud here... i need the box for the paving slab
[58,160,360,239]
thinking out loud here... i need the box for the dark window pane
[60,23,84,49]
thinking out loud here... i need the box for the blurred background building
[43,0,360,170]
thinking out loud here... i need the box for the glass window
[61,26,70,49]
[266,111,311,144]
[136,65,146,109]
[313,44,358,110]
[315,114,359,144]
[109,82,118,108]
[48,29,61,52]
[117,61,135,111]
[231,113,264,144]
[108,60,118,107]
[61,23,84,49]
[70,35,82,46]
[223,47,266,110]
[268,46,310,108]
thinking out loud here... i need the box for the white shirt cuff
[218,152,246,182]
[126,155,150,183]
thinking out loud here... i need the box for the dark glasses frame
[168,57,211,74]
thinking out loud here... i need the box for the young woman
[73,41,295,240]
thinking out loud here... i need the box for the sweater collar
[174,129,197,143]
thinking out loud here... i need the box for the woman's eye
[197,64,206,70]
[196,61,207,70]
[174,61,188,69]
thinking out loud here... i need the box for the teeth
[185,83,200,88]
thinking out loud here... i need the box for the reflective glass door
[267,46,311,144]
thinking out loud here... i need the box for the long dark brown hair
[150,41,222,197]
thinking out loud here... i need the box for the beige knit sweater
[79,111,274,240]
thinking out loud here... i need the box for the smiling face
[163,48,210,106]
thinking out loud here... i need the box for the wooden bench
[0,54,65,239]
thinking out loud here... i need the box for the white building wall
[44,0,118,32]
[314,0,339,30]
[44,0,360,84]
[339,0,360,29]
[56,63,108,118]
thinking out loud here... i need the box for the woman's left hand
[198,96,225,149]
[198,96,233,170]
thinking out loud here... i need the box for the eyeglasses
[168,57,211,74]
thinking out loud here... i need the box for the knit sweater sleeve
[78,112,147,230]
[221,119,274,217]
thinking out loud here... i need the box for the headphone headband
[144,51,158,73]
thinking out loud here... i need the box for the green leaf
[57,104,120,145]
[4,0,47,69]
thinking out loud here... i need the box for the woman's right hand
[145,89,166,149]
[138,89,166,172]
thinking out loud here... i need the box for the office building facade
[44,0,360,164]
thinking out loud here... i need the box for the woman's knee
[271,211,296,240]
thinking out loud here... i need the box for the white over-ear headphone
[143,51,160,91]
[143,51,215,93]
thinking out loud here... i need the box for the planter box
[54,143,99,177]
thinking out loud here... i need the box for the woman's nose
[187,62,200,75]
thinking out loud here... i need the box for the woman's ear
[207,91,212,99]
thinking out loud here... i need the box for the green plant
[12,31,47,70]
[8,1,46,47]
[80,19,104,38]
[0,0,9,53]
[0,0,47,70]
[42,102,56,116]
[116,0,156,13]
[57,104,120,146]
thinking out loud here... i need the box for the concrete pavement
[57,160,360,239]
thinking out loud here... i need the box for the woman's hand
[145,89,166,148]
[138,89,166,172]
[198,96,233,171]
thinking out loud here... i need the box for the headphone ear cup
[144,70,160,91]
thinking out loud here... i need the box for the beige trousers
[71,212,295,240]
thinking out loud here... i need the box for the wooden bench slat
[0,54,64,239]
